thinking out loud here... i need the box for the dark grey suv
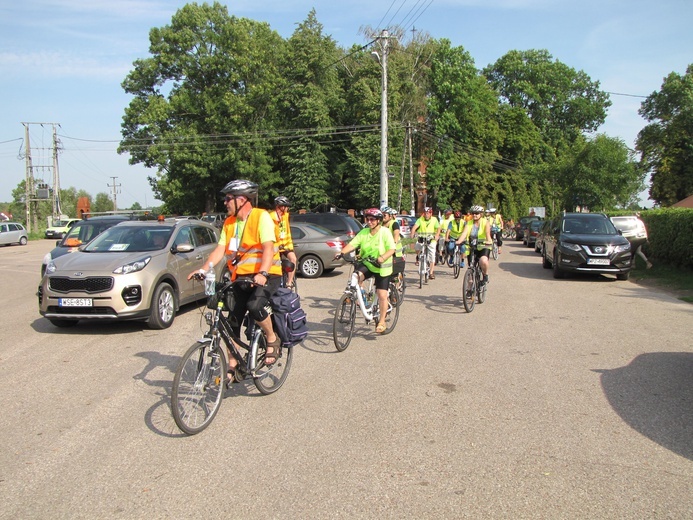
[542,213,632,280]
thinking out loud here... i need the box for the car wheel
[617,271,630,281]
[552,250,564,279]
[299,255,324,279]
[49,319,78,328]
[20,236,28,245]
[542,246,551,269]
[148,282,176,329]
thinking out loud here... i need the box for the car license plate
[588,258,610,265]
[59,298,93,307]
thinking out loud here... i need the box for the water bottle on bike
[204,262,215,296]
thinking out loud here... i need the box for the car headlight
[614,243,631,253]
[560,242,581,252]
[46,260,57,274]
[43,252,52,265]
[114,256,151,274]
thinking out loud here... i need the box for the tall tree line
[119,2,660,220]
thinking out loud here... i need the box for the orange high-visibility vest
[222,208,282,279]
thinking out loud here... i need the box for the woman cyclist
[455,205,494,285]
[335,208,396,333]
[270,195,298,288]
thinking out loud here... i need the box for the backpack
[270,288,308,348]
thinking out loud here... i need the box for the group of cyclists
[188,178,506,370]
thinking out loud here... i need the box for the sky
[1,0,692,210]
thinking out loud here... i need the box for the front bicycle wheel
[491,243,498,260]
[462,268,476,313]
[452,250,461,279]
[171,340,226,435]
[394,272,406,306]
[478,273,487,304]
[419,254,426,288]
[376,285,400,334]
[253,333,293,395]
[333,293,356,351]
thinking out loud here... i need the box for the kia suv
[542,213,632,280]
[38,219,220,329]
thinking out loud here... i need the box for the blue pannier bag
[270,288,308,348]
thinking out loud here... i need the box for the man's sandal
[264,338,282,366]
[375,322,386,333]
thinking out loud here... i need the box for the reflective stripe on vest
[222,208,282,279]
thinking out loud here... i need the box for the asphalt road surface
[0,239,691,518]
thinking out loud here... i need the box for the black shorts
[229,274,281,330]
[355,264,391,290]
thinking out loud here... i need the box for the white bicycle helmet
[220,179,258,197]
[470,205,484,214]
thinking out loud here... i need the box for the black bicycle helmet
[220,179,258,197]
[274,195,291,207]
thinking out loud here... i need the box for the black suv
[515,215,542,241]
[541,212,632,280]
[291,213,363,239]
[40,216,133,276]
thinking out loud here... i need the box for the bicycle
[502,226,516,240]
[332,255,400,352]
[462,241,488,313]
[171,277,293,435]
[391,257,407,307]
[451,242,465,279]
[490,226,500,260]
[415,233,435,288]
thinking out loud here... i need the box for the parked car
[200,212,227,229]
[534,219,554,253]
[523,219,544,248]
[290,222,346,278]
[542,213,632,280]
[0,222,28,246]
[45,218,80,239]
[609,216,648,250]
[41,215,133,276]
[514,215,542,241]
[38,219,220,329]
[291,212,363,239]
[396,215,416,238]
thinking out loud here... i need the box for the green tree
[557,134,643,212]
[484,49,611,148]
[636,64,693,206]
[92,193,114,213]
[119,2,286,214]
[425,39,502,210]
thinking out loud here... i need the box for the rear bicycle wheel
[333,293,356,351]
[462,268,476,313]
[253,333,293,395]
[171,340,226,435]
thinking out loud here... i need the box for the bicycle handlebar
[335,253,381,268]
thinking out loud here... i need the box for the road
[0,239,691,519]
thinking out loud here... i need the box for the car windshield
[85,225,174,252]
[51,220,71,227]
[562,216,617,235]
[611,218,639,232]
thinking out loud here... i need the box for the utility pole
[22,122,61,232]
[371,29,389,208]
[108,177,121,212]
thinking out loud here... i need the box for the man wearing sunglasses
[455,205,494,285]
[270,195,297,288]
[188,179,283,373]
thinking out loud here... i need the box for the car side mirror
[174,243,194,253]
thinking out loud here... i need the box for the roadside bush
[641,208,693,269]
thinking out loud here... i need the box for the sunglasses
[472,212,481,216]
[224,195,241,202]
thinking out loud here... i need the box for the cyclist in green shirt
[336,208,396,333]
[410,206,440,279]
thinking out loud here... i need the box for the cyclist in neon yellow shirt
[410,206,440,279]
[336,208,395,333]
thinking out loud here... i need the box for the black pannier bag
[270,288,308,348]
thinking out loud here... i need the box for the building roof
[672,194,693,208]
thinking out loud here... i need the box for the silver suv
[38,219,220,329]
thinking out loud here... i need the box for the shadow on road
[594,352,693,461]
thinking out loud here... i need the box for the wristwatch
[258,270,269,278]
